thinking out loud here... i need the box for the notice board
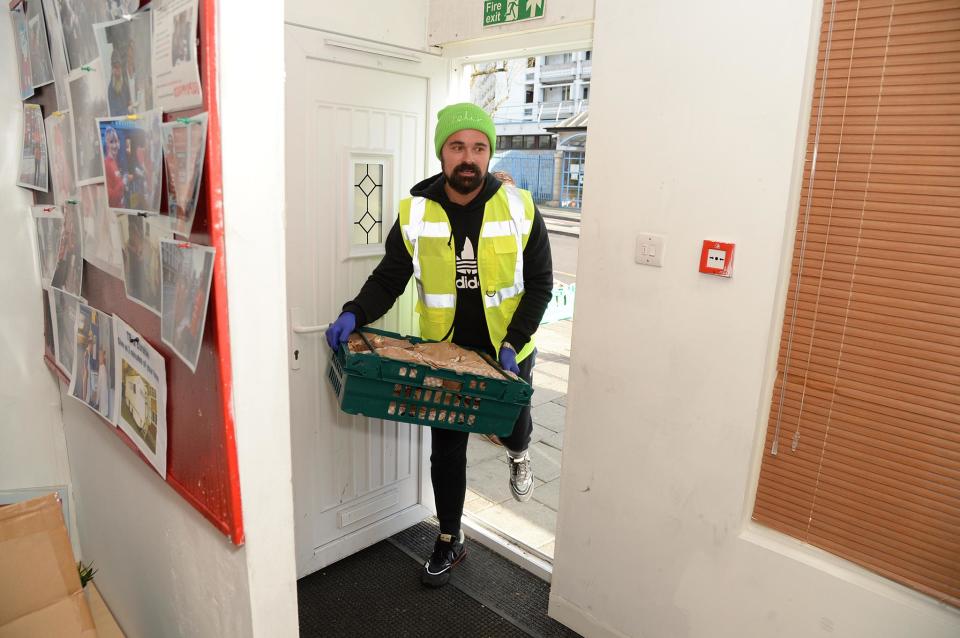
[22,0,243,545]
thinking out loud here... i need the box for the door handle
[292,322,330,334]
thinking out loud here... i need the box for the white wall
[549,2,960,638]
[0,8,71,510]
[285,0,432,52]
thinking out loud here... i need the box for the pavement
[464,318,572,559]
[540,206,581,238]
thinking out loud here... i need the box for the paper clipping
[45,111,77,205]
[79,184,123,278]
[119,214,171,315]
[152,0,202,112]
[26,0,55,88]
[113,317,167,477]
[18,104,48,192]
[50,200,83,297]
[69,304,116,423]
[55,0,110,71]
[41,0,72,110]
[68,63,108,184]
[95,12,154,116]
[98,110,163,214]
[52,287,82,378]
[160,240,214,372]
[32,205,64,286]
[9,4,33,99]
[161,113,207,237]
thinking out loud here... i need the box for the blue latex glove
[325,312,357,351]
[499,345,520,375]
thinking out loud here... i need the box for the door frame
[284,24,450,576]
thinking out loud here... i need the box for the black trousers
[431,351,535,536]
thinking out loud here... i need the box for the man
[326,103,553,587]
[107,46,130,116]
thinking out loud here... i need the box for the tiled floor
[464,319,571,559]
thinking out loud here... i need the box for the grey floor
[465,318,571,558]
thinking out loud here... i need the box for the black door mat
[297,519,583,638]
[298,540,528,637]
[388,520,581,638]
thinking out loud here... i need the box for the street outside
[464,212,578,560]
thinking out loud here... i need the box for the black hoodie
[343,172,553,357]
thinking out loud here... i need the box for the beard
[444,161,486,195]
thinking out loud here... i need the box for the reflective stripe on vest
[398,185,537,361]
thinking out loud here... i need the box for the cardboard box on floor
[0,493,97,637]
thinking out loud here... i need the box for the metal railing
[491,100,588,124]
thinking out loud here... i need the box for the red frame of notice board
[30,0,244,545]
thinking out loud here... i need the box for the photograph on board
[95,12,153,116]
[68,63,108,184]
[113,317,168,477]
[55,0,110,71]
[52,287,82,378]
[69,304,116,423]
[161,114,207,237]
[50,200,83,296]
[32,205,64,286]
[160,240,214,372]
[107,0,140,18]
[42,0,73,109]
[119,214,170,314]
[18,104,49,192]
[43,289,56,355]
[9,4,33,99]
[98,110,163,214]
[45,111,77,205]
[26,0,55,88]
[152,0,201,112]
[79,183,123,278]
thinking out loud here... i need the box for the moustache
[454,163,481,174]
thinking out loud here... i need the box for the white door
[285,25,447,576]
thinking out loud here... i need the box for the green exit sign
[483,0,545,27]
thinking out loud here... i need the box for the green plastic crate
[327,327,532,437]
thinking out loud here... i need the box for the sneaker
[509,450,534,502]
[421,529,466,587]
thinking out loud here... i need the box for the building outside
[469,50,590,209]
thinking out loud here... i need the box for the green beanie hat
[434,102,496,158]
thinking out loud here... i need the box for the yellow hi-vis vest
[399,185,537,362]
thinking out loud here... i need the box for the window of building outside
[525,85,534,104]
[585,50,591,60]
[582,85,589,100]
[527,57,535,68]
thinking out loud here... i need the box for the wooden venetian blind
[753,0,960,607]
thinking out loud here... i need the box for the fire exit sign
[484,0,545,27]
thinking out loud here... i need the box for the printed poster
[52,287,83,378]
[97,110,163,214]
[152,0,201,111]
[68,62,108,184]
[45,110,76,205]
[161,113,207,237]
[50,199,83,296]
[18,103,48,192]
[41,0,73,109]
[79,183,123,278]
[119,214,171,315]
[95,12,154,116]
[26,0,55,88]
[55,0,109,71]
[9,4,33,99]
[160,240,215,372]
[68,304,116,424]
[32,204,64,286]
[113,317,167,477]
